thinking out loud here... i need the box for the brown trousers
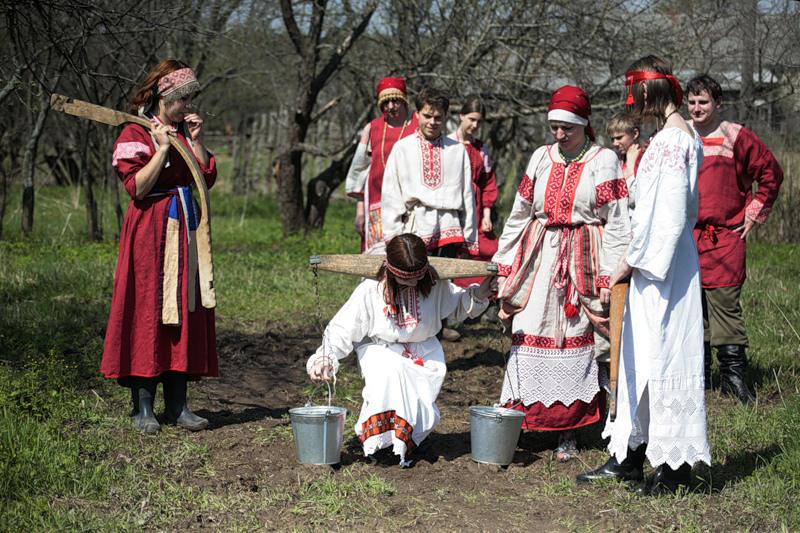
[702,286,748,347]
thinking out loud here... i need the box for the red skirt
[502,392,604,431]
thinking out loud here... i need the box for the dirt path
[176,323,673,531]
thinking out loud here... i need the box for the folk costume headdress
[157,67,201,106]
[385,258,429,280]
[377,77,408,109]
[624,70,684,106]
[547,85,595,141]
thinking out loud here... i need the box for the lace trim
[500,342,598,407]
[605,380,711,469]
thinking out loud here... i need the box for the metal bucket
[288,406,348,465]
[469,406,525,466]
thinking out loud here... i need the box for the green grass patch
[1,183,799,530]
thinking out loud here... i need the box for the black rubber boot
[704,341,713,390]
[634,463,692,496]
[163,372,209,430]
[576,445,646,484]
[130,377,160,434]
[718,344,756,405]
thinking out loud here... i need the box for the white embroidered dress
[493,144,630,423]
[381,132,477,250]
[306,279,489,462]
[602,127,711,469]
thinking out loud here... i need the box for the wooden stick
[310,254,498,280]
[50,94,216,308]
[608,281,629,422]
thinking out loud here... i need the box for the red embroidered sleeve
[595,178,629,209]
[112,124,153,199]
[596,275,611,289]
[517,174,533,203]
[745,198,770,224]
[737,128,783,224]
[497,264,512,276]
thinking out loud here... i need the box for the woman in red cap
[578,55,710,495]
[102,59,218,434]
[493,85,631,461]
[345,77,418,254]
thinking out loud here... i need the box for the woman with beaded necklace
[492,85,631,461]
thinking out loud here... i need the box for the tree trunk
[278,80,315,236]
[81,125,102,241]
[21,89,51,237]
[305,143,357,230]
[739,0,757,124]
[0,151,12,240]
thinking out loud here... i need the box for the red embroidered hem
[359,410,416,450]
[501,393,604,431]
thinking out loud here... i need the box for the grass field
[1,182,799,531]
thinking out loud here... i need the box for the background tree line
[1,0,798,241]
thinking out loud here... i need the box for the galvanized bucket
[288,406,348,465]
[469,406,525,465]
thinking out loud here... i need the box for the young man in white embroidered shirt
[381,87,477,341]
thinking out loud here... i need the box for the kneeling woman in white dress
[306,233,496,466]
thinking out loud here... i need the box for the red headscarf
[547,85,595,141]
[377,77,408,108]
[625,70,684,106]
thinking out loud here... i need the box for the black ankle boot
[636,463,692,495]
[704,341,713,390]
[163,372,209,430]
[576,445,646,484]
[718,344,756,405]
[130,377,160,434]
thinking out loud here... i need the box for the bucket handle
[305,375,335,408]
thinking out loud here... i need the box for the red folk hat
[547,85,595,141]
[377,77,408,108]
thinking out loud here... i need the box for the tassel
[564,302,579,318]
[564,283,580,318]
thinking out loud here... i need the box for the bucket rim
[289,406,348,418]
[469,405,525,419]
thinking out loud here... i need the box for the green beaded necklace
[559,138,591,166]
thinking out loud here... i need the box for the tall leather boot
[640,463,692,495]
[576,445,646,484]
[718,344,756,405]
[163,371,209,430]
[130,377,160,434]
[704,341,713,390]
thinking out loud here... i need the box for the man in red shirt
[687,74,783,404]
[345,77,418,254]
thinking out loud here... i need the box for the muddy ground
[168,321,728,531]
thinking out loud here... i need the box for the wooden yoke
[310,254,498,280]
[607,281,630,422]
[50,94,216,308]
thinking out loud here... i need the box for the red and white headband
[625,70,683,106]
[385,260,429,280]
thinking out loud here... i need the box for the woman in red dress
[101,59,218,433]
[448,96,499,266]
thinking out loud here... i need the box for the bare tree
[275,0,378,236]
